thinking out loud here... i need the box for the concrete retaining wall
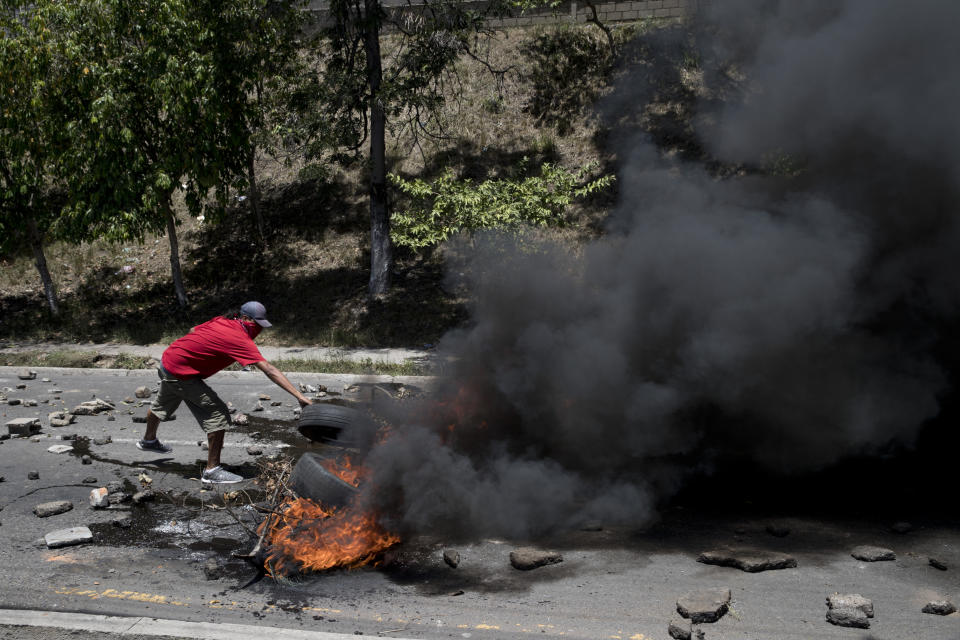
[305,0,692,29]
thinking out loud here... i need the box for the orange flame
[261,454,399,576]
[319,455,364,487]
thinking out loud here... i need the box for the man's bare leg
[206,429,225,470]
[144,410,160,441]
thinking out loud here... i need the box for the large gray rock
[677,587,731,623]
[70,399,114,415]
[697,549,797,572]
[668,619,692,640]
[509,547,563,570]
[922,600,956,616]
[47,444,73,454]
[7,418,41,436]
[826,607,870,628]
[48,411,75,427]
[443,549,460,568]
[203,557,225,580]
[45,526,93,548]
[851,545,895,562]
[89,487,109,509]
[826,593,873,618]
[33,501,74,518]
[132,490,155,505]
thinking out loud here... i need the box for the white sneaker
[201,466,243,484]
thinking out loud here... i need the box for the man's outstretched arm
[254,360,313,407]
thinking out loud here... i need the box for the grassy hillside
[0,18,705,348]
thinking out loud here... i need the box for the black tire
[289,452,359,508]
[298,403,359,445]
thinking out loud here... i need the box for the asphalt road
[0,366,957,640]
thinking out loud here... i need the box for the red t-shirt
[161,317,264,379]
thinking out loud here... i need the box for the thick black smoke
[367,0,959,540]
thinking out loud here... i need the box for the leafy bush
[389,161,614,251]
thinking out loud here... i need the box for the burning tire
[289,452,359,508]
[298,402,359,445]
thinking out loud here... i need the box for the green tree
[56,0,266,307]
[0,1,77,315]
[293,0,539,297]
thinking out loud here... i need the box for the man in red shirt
[139,301,312,484]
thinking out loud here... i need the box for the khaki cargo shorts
[150,366,232,434]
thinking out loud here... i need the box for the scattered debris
[697,549,797,572]
[82,477,98,484]
[890,521,913,534]
[132,490,156,505]
[33,501,74,518]
[17,370,37,380]
[929,557,948,571]
[677,587,730,623]
[134,386,152,398]
[7,418,41,437]
[138,472,152,486]
[851,545,895,562]
[47,444,73,454]
[826,607,870,629]
[45,526,93,549]
[23,399,37,407]
[922,600,956,616]
[81,455,92,465]
[92,436,112,445]
[246,447,263,456]
[6,398,21,406]
[108,492,132,505]
[668,619,692,640]
[48,412,74,427]
[70,399,115,415]
[509,547,563,571]
[443,549,460,568]
[27,471,39,480]
[89,488,109,509]
[233,413,249,426]
[252,401,264,412]
[827,593,874,618]
[203,557,225,580]
[258,393,271,401]
[112,516,132,529]
[270,401,282,406]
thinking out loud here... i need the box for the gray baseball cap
[240,301,272,327]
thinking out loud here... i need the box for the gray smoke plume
[367,0,958,540]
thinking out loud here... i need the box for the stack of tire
[290,403,363,507]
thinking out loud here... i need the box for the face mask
[239,319,262,339]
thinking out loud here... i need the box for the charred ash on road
[360,0,960,541]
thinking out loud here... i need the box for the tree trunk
[26,216,58,316]
[364,0,391,298]
[248,147,266,246]
[163,201,189,307]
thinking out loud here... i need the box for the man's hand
[298,397,313,408]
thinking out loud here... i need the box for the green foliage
[389,161,614,250]
[523,25,617,134]
[0,1,73,255]
[50,0,293,241]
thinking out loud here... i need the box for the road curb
[0,608,419,640]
